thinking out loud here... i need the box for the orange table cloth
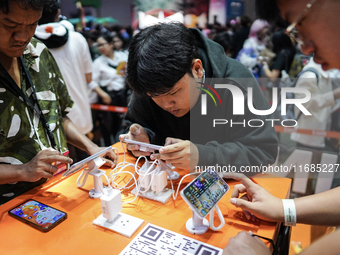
[0,143,291,254]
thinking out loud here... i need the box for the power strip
[93,212,144,238]
[131,187,174,204]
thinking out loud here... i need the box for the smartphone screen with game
[8,199,67,232]
[180,168,230,219]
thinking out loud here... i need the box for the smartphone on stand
[180,168,230,218]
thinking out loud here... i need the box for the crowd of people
[1,0,340,254]
[29,1,339,157]
[60,10,340,155]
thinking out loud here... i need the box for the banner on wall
[227,0,244,19]
[132,0,209,29]
[208,0,226,25]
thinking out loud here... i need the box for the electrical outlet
[112,213,131,228]
[93,212,144,238]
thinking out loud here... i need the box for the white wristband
[282,199,297,226]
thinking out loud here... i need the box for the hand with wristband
[226,173,285,223]
[225,173,340,226]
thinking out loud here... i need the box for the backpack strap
[296,67,319,121]
[299,67,319,85]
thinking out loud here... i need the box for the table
[0,143,291,254]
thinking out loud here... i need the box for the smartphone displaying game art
[8,199,67,232]
[180,168,230,218]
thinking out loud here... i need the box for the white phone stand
[186,210,209,235]
[167,169,180,180]
[186,205,225,234]
[82,157,109,198]
[158,160,179,180]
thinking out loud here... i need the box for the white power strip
[93,212,144,238]
[131,187,174,204]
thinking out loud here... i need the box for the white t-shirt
[49,31,93,134]
[290,59,337,147]
[89,51,128,92]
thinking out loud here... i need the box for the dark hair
[213,31,232,54]
[99,31,113,44]
[126,22,199,97]
[271,30,294,54]
[255,0,280,22]
[1,0,44,14]
[38,0,60,25]
[112,32,126,50]
[271,30,296,72]
[240,15,252,27]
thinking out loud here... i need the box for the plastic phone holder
[186,210,209,235]
[87,157,109,198]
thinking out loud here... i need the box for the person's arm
[299,229,340,255]
[85,73,92,84]
[92,86,111,105]
[62,117,116,166]
[228,173,340,225]
[0,149,72,184]
[262,62,280,81]
[223,222,340,255]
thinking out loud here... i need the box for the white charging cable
[168,172,201,200]
[209,204,225,231]
[77,167,91,187]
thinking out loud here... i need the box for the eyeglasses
[285,0,318,45]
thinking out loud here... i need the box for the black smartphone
[8,199,67,232]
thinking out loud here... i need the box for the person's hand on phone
[119,123,151,157]
[19,148,73,182]
[225,173,284,222]
[150,137,198,170]
[88,145,117,168]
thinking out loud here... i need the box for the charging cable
[168,172,201,200]
[209,204,225,231]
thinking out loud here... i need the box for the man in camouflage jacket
[0,0,116,204]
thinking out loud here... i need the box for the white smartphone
[123,139,163,152]
[62,146,113,177]
[180,168,230,219]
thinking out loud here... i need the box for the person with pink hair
[236,19,269,79]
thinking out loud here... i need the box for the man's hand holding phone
[119,123,152,157]
[20,148,73,182]
[150,138,199,171]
